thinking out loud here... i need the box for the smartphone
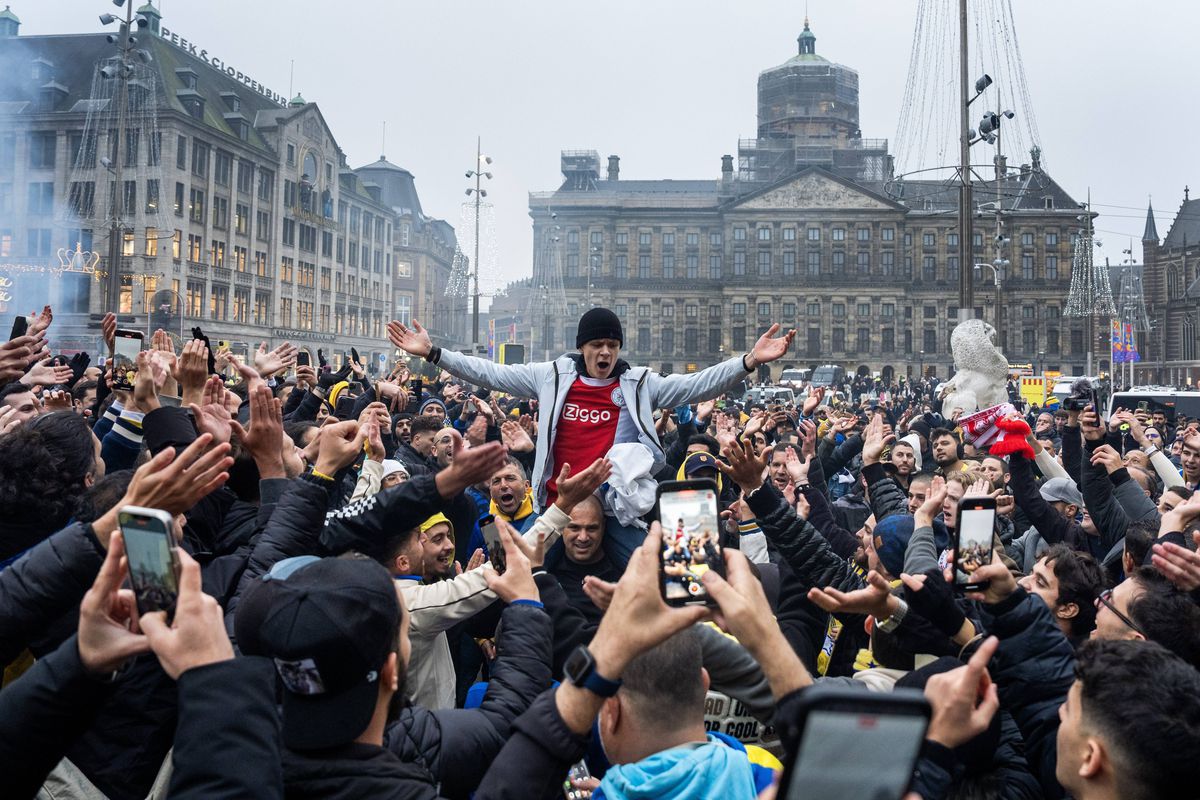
[954,496,996,592]
[1137,401,1150,413]
[9,315,28,340]
[777,685,930,800]
[1088,389,1103,427]
[657,479,724,606]
[111,329,145,391]
[563,760,593,800]
[296,350,310,368]
[408,378,424,414]
[351,346,361,366]
[118,506,180,619]
[480,514,505,574]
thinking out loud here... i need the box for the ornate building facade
[529,21,1095,381]
[1141,195,1200,386]
[0,3,464,365]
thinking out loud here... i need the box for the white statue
[940,319,1009,417]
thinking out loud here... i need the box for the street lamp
[464,138,492,352]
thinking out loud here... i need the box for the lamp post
[464,138,492,352]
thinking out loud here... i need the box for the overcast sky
[22,0,1200,295]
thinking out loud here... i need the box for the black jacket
[383,603,553,799]
[1008,452,1105,561]
[986,588,1075,800]
[474,687,587,800]
[0,522,105,668]
[0,634,112,799]
[862,462,909,522]
[169,657,283,800]
[284,745,439,800]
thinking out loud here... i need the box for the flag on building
[1111,321,1125,364]
[1124,323,1140,363]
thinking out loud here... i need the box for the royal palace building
[0,3,466,365]
[529,20,1095,381]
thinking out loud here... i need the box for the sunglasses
[1095,588,1144,636]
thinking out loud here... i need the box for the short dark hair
[1166,485,1195,503]
[980,455,1008,475]
[1122,520,1159,573]
[284,420,318,448]
[930,427,958,445]
[493,456,527,483]
[78,469,134,522]
[619,627,705,734]
[71,379,98,403]
[361,526,420,568]
[770,442,799,459]
[891,440,915,453]
[409,415,443,437]
[0,411,96,544]
[1042,544,1103,637]
[687,434,720,456]
[1128,567,1200,669]
[0,381,33,403]
[1075,638,1200,800]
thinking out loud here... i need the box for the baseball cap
[684,452,720,477]
[1039,477,1083,508]
[235,556,400,751]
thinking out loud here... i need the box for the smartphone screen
[111,331,144,391]
[563,760,592,800]
[118,506,179,618]
[784,708,928,799]
[296,351,310,367]
[658,480,723,606]
[955,499,996,589]
[480,515,505,574]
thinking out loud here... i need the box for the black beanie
[575,307,624,348]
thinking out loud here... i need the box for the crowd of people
[1,303,1199,800]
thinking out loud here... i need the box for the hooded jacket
[595,737,758,800]
[434,349,751,510]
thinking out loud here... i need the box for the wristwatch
[1143,445,1160,458]
[564,645,622,697]
[876,598,909,633]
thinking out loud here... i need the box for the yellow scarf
[490,489,534,523]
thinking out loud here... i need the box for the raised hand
[188,400,233,446]
[807,570,897,620]
[963,477,993,499]
[41,388,72,412]
[1151,536,1200,593]
[501,419,534,453]
[436,440,508,499]
[77,530,151,674]
[802,387,825,416]
[695,398,716,423]
[0,336,41,383]
[1090,444,1124,475]
[782,447,811,485]
[174,339,210,408]
[747,323,797,367]
[230,385,286,477]
[312,419,368,476]
[718,436,770,494]
[387,319,433,358]
[101,312,116,353]
[861,414,895,465]
[483,520,541,603]
[27,305,53,338]
[19,355,73,388]
[553,458,613,513]
[915,475,948,526]
[141,549,234,680]
[132,350,168,412]
[582,575,616,612]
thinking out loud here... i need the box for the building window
[733,252,746,276]
[640,254,652,279]
[1046,255,1058,280]
[566,253,579,277]
[924,328,938,353]
[636,327,650,353]
[757,227,771,241]
[29,132,56,169]
[1022,255,1034,280]
[615,255,627,278]
[757,251,771,276]
[782,302,796,317]
[1021,232,1034,246]
[186,281,203,316]
[212,196,228,229]
[882,303,895,317]
[806,301,820,316]
[214,150,231,185]
[856,327,870,353]
[807,252,821,275]
[832,251,845,274]
[145,179,160,214]
[234,245,248,272]
[708,328,721,352]
[709,232,722,246]
[923,256,937,280]
[1045,231,1059,246]
[684,328,698,354]
[639,231,651,246]
[832,227,845,242]
[882,328,895,352]
[187,233,203,262]
[857,303,871,317]
[708,254,722,279]
[210,285,228,320]
[881,251,895,275]
[857,228,870,242]
[807,227,820,241]
[947,233,959,248]
[832,303,845,317]
[783,227,796,241]
[923,232,936,247]
[566,229,579,245]
[757,302,771,317]
[662,304,675,318]
[661,328,674,354]
[189,188,205,223]
[191,141,209,178]
[732,303,746,317]
[615,231,628,246]
[832,328,845,351]
[282,218,295,246]
[924,305,936,319]
[857,252,870,274]
[733,227,746,241]
[782,251,796,276]
[947,256,959,281]
[685,254,698,279]
[882,227,895,241]
[732,326,746,350]
[686,232,699,246]
[210,240,226,267]
[666,233,679,248]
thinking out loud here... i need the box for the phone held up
[117,506,180,620]
[8,315,29,340]
[480,514,505,574]
[656,479,725,606]
[296,350,310,368]
[776,685,931,800]
[954,495,996,592]
[110,329,145,392]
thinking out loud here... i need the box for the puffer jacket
[862,462,909,522]
[435,349,751,510]
[384,603,553,799]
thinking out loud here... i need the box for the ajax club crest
[610,387,625,408]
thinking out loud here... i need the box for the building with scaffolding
[529,20,1092,380]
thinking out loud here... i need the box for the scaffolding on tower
[1065,204,1116,376]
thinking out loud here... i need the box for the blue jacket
[595,735,758,800]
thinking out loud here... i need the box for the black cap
[575,307,624,349]
[235,556,400,751]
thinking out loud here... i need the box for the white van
[778,369,811,389]
[1108,388,1200,425]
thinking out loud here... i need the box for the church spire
[1142,198,1159,243]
